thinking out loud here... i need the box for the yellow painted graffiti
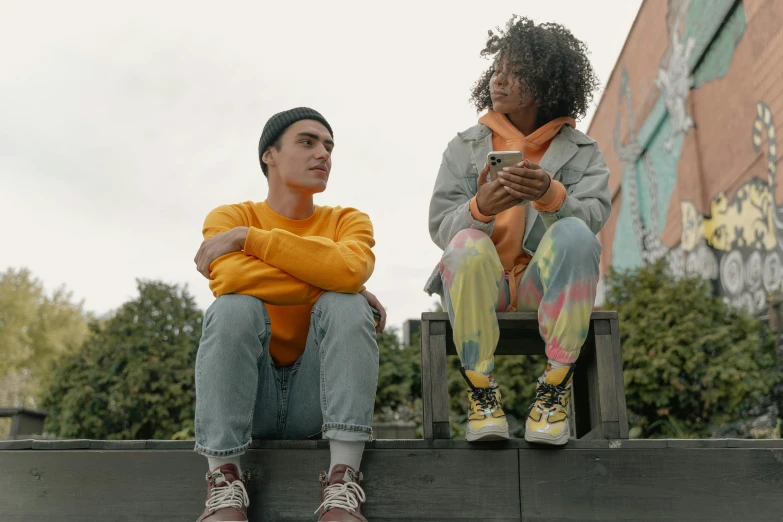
[681,102,779,253]
[701,180,776,251]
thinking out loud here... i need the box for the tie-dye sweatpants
[439,217,601,375]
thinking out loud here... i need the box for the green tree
[42,280,202,439]
[605,261,780,438]
[0,268,89,409]
[374,330,422,427]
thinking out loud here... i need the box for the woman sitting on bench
[425,16,611,445]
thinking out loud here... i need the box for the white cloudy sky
[1,0,641,334]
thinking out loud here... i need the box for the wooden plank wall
[1,439,782,521]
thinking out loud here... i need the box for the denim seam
[194,363,203,437]
[319,336,328,417]
[246,316,271,440]
[194,438,251,457]
[255,316,271,365]
[311,306,328,337]
[248,317,271,442]
[313,310,329,418]
[278,367,289,439]
[321,423,373,434]
[241,358,264,444]
[290,356,303,372]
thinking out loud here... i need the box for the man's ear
[262,148,276,170]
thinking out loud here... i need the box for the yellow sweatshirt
[469,110,574,310]
[203,201,375,366]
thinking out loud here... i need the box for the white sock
[547,359,566,372]
[207,455,242,474]
[329,440,365,476]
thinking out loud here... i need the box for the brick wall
[589,0,783,313]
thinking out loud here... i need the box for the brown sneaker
[315,464,367,522]
[196,464,250,522]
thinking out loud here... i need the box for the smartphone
[487,151,524,182]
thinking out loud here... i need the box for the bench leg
[430,321,451,439]
[572,341,594,439]
[421,319,434,440]
[594,318,621,439]
[611,317,629,438]
[421,319,451,439]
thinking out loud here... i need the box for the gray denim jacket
[425,122,611,296]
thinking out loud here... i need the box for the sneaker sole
[466,424,510,442]
[524,429,569,446]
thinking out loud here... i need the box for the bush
[605,261,780,438]
[374,330,423,431]
[42,280,202,439]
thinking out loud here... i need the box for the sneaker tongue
[545,366,572,386]
[328,464,357,486]
[212,464,239,487]
[464,370,490,388]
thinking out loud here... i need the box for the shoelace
[470,386,501,414]
[206,479,249,513]
[314,481,367,514]
[533,382,568,410]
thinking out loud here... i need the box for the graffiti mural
[604,1,783,315]
[679,102,782,313]
[655,2,695,151]
[611,65,706,278]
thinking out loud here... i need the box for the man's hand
[359,289,386,334]
[498,160,551,201]
[475,162,524,216]
[194,227,249,279]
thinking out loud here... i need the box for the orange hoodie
[203,201,375,366]
[469,110,574,310]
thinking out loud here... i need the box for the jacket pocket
[558,167,585,186]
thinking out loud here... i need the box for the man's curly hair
[470,16,600,126]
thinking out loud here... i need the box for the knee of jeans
[315,292,374,326]
[548,218,602,260]
[205,294,268,334]
[443,229,495,264]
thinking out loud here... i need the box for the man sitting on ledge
[193,107,385,522]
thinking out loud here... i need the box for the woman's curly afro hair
[470,16,600,126]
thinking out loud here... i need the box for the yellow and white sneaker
[524,364,575,446]
[460,368,510,442]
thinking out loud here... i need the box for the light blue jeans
[194,292,379,457]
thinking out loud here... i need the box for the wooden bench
[419,311,629,440]
[0,408,47,440]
